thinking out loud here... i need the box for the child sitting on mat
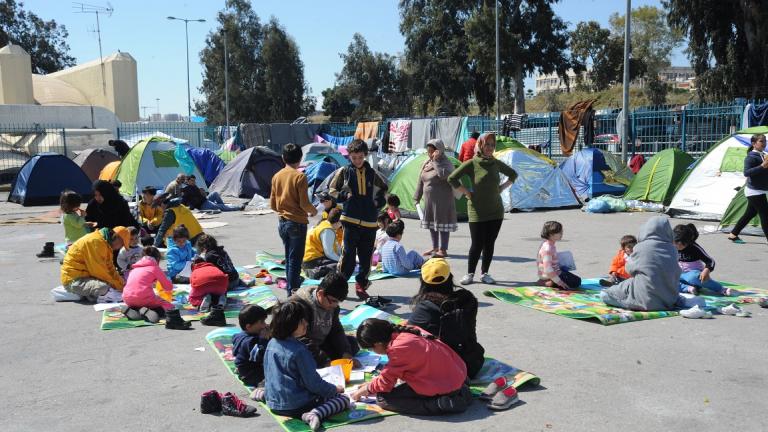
[386,194,402,222]
[537,221,581,289]
[232,304,270,386]
[301,208,343,280]
[60,190,94,245]
[117,227,143,275]
[194,233,242,290]
[673,223,737,296]
[252,300,352,431]
[600,235,636,287]
[373,212,392,260]
[166,225,196,284]
[380,220,425,275]
[120,246,191,330]
[350,318,473,415]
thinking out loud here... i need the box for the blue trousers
[201,192,241,212]
[278,219,307,295]
[678,270,725,295]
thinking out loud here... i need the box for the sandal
[422,248,437,257]
[487,385,519,411]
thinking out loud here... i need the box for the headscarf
[92,180,122,205]
[421,139,454,176]
[87,180,139,229]
[475,132,496,159]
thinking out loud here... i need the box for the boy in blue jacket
[232,304,270,386]
[166,225,196,283]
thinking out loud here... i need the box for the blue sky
[22,0,686,116]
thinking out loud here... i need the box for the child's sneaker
[724,287,740,297]
[480,273,496,284]
[355,281,370,300]
[479,376,508,401]
[221,392,259,418]
[301,412,322,431]
[487,385,519,411]
[680,305,706,319]
[249,388,265,402]
[200,390,222,414]
[720,304,751,317]
[460,273,474,285]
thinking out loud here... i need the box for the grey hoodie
[603,216,681,311]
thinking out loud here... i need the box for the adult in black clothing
[728,134,768,243]
[407,257,485,378]
[108,139,131,158]
[85,180,140,229]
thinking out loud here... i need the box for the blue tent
[304,161,340,203]
[185,147,225,186]
[559,148,631,199]
[9,153,93,206]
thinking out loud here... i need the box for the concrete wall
[0,45,34,105]
[0,105,120,134]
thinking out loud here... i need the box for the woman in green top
[448,133,517,285]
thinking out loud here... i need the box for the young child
[60,190,94,245]
[270,143,318,295]
[117,226,143,274]
[138,186,163,233]
[256,300,352,431]
[315,191,342,222]
[120,246,191,329]
[302,208,343,280]
[537,221,582,289]
[189,260,229,325]
[328,139,389,300]
[386,194,401,222]
[350,318,473,415]
[373,212,392,260]
[232,304,270,386]
[600,235,637,287]
[194,234,242,290]
[380,220,425,275]
[673,223,736,296]
[166,225,197,284]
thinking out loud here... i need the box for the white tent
[667,132,753,220]
[495,148,580,210]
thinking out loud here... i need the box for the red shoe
[355,281,370,300]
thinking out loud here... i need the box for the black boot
[165,308,192,330]
[201,305,227,326]
[36,242,55,258]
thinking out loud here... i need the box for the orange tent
[99,161,121,181]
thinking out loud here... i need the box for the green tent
[496,136,526,151]
[387,153,469,220]
[719,186,761,234]
[623,148,694,205]
[216,150,238,163]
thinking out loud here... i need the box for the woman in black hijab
[85,180,139,229]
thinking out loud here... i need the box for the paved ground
[1,197,766,432]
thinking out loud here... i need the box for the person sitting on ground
[85,180,139,230]
[373,212,392,262]
[138,186,163,233]
[380,220,425,275]
[292,271,359,367]
[194,233,242,290]
[350,318,473,416]
[189,256,230,326]
[537,221,581,289]
[60,226,130,303]
[674,223,737,296]
[116,226,143,275]
[253,300,353,431]
[232,304,270,386]
[302,208,343,280]
[182,174,244,212]
[152,193,204,247]
[599,235,637,287]
[120,246,191,329]
[386,194,401,222]
[166,225,196,284]
[108,139,130,158]
[164,174,187,200]
[60,190,95,246]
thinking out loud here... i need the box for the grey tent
[209,146,284,198]
[73,148,120,181]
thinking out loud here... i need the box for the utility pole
[167,16,207,121]
[223,29,230,137]
[495,0,501,122]
[73,2,114,95]
[141,105,151,121]
[621,0,631,163]
[156,98,160,120]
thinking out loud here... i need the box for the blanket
[254,251,406,285]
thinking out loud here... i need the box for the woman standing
[728,134,768,243]
[448,133,517,285]
[85,180,139,229]
[414,139,457,257]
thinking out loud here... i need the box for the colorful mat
[100,285,278,331]
[486,279,767,325]
[206,305,540,431]
[254,251,410,285]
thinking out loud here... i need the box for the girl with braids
[349,318,473,415]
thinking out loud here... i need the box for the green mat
[206,304,540,431]
[486,278,767,325]
[100,285,278,331]
[254,251,408,285]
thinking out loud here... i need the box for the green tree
[262,18,312,121]
[666,0,768,100]
[0,0,74,73]
[644,75,669,105]
[321,86,354,120]
[570,20,646,91]
[196,0,267,124]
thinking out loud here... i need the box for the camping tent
[559,148,633,199]
[718,187,763,235]
[495,148,580,210]
[73,148,120,181]
[185,146,225,186]
[667,127,767,220]
[99,161,120,181]
[496,136,526,151]
[8,153,93,206]
[622,148,694,205]
[301,142,347,166]
[114,137,207,197]
[216,150,238,163]
[209,146,284,198]
[387,153,469,220]
[305,161,340,203]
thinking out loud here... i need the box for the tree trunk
[512,64,526,114]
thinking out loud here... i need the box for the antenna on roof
[73,2,114,94]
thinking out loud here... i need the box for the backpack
[438,288,486,378]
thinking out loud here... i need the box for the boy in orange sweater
[600,235,637,287]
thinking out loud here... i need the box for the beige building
[534,65,696,94]
[0,44,139,122]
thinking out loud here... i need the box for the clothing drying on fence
[354,122,379,140]
[388,120,411,152]
[558,100,596,156]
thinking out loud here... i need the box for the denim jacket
[264,337,337,410]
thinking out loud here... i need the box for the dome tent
[300,142,347,166]
[209,146,284,199]
[623,148,694,205]
[184,146,225,186]
[9,153,92,206]
[719,187,762,235]
[73,148,119,181]
[559,148,633,199]
[99,160,120,181]
[494,148,580,210]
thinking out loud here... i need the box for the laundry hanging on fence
[742,104,751,129]
[503,114,527,135]
[291,124,322,144]
[269,123,293,148]
[748,103,768,128]
[354,121,379,140]
[583,110,595,146]
[239,124,270,149]
[321,133,354,147]
[558,99,596,156]
[388,120,411,153]
[433,117,463,151]
[410,119,433,149]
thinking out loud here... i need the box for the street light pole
[223,30,230,136]
[168,16,206,122]
[621,0,631,163]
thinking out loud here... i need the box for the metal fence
[0,124,67,183]
[116,122,224,149]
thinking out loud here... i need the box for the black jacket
[744,151,768,191]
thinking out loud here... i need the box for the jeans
[200,192,241,212]
[467,219,503,274]
[678,270,725,295]
[339,223,376,286]
[278,219,307,295]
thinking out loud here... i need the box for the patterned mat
[254,251,412,285]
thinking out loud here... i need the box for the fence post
[680,107,687,153]
[61,127,67,157]
[197,128,202,147]
[547,113,553,158]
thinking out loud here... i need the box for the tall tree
[666,0,768,100]
[570,20,646,91]
[196,0,267,124]
[465,0,572,114]
[262,18,312,121]
[321,86,354,120]
[0,0,74,73]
